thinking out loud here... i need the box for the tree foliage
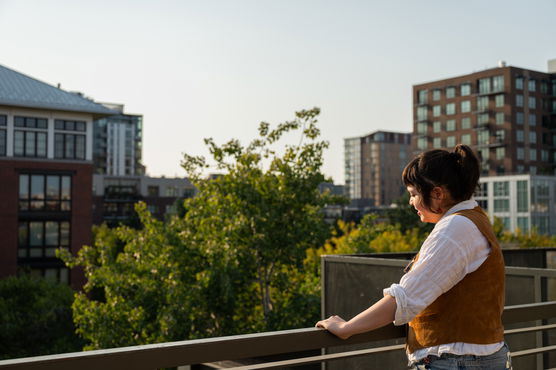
[0,275,82,359]
[60,108,336,349]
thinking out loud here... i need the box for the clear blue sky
[1,0,554,183]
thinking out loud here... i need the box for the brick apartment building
[344,131,411,207]
[0,64,116,288]
[413,61,556,176]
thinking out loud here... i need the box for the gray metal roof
[0,64,117,116]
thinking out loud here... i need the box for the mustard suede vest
[407,207,505,353]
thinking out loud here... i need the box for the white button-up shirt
[383,199,504,362]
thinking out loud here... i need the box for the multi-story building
[413,60,556,175]
[0,64,116,287]
[93,103,144,176]
[476,174,556,235]
[92,174,196,227]
[344,131,411,206]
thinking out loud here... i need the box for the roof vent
[498,60,507,68]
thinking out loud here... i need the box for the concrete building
[476,174,556,235]
[413,59,556,176]
[344,131,411,206]
[0,64,116,287]
[92,174,196,227]
[93,103,144,176]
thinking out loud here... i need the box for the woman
[316,145,512,369]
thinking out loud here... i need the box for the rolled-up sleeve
[384,227,474,325]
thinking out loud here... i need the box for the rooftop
[0,64,116,116]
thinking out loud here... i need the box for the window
[477,96,489,111]
[517,217,529,232]
[446,87,456,99]
[461,83,471,96]
[516,112,524,125]
[0,115,5,156]
[495,112,505,125]
[461,100,471,113]
[417,137,427,150]
[446,136,456,147]
[516,94,523,107]
[542,150,549,161]
[147,186,159,197]
[19,174,71,211]
[529,132,536,144]
[495,94,504,107]
[516,77,523,89]
[417,122,428,134]
[493,181,509,196]
[529,96,536,109]
[493,75,504,92]
[528,79,536,92]
[517,147,524,160]
[461,133,471,145]
[516,130,524,142]
[478,113,489,125]
[165,186,179,197]
[14,115,48,158]
[479,78,491,94]
[517,165,524,173]
[530,148,537,161]
[147,204,158,214]
[432,89,441,101]
[478,129,489,145]
[417,106,428,121]
[446,119,456,131]
[54,120,86,160]
[433,137,442,148]
[18,221,70,258]
[495,147,505,160]
[494,199,509,212]
[516,180,528,212]
[433,121,442,133]
[461,117,471,129]
[433,105,441,117]
[476,182,488,197]
[418,90,428,104]
[528,114,536,126]
[495,129,505,141]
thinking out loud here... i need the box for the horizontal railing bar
[502,301,556,325]
[504,323,556,335]
[511,344,556,357]
[229,344,406,370]
[0,301,555,370]
[505,266,556,278]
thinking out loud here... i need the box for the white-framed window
[530,148,537,161]
[432,89,441,101]
[516,94,523,107]
[433,121,442,133]
[495,112,504,125]
[446,136,456,147]
[461,134,471,145]
[517,147,524,160]
[529,114,536,126]
[495,147,505,160]
[446,103,455,115]
[446,87,456,99]
[529,131,537,144]
[495,94,504,107]
[446,119,456,131]
[493,75,504,92]
[461,100,471,113]
[461,117,471,129]
[516,130,524,142]
[515,77,523,89]
[528,79,536,92]
[516,112,524,124]
[460,83,471,96]
[433,137,442,148]
[529,96,536,110]
[433,105,441,117]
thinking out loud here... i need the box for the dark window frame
[19,174,72,212]
[17,220,70,259]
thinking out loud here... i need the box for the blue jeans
[409,343,512,369]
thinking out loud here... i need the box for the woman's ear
[430,186,443,200]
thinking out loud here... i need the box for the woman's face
[407,186,443,224]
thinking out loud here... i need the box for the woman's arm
[315,295,397,339]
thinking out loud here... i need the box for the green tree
[61,108,336,348]
[0,275,83,359]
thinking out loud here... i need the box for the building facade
[413,61,556,175]
[92,174,196,227]
[476,174,556,235]
[0,64,116,287]
[93,103,144,176]
[344,131,411,206]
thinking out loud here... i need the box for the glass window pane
[45,221,58,245]
[14,131,24,156]
[18,222,28,247]
[60,268,69,283]
[61,176,71,200]
[29,222,43,246]
[55,120,64,130]
[44,269,57,280]
[0,129,5,156]
[26,117,36,128]
[36,132,47,157]
[29,248,42,257]
[19,175,29,200]
[30,175,45,201]
[14,116,24,127]
[25,131,35,157]
[75,135,85,159]
[65,121,75,131]
[55,133,64,158]
[46,176,59,199]
[36,119,47,129]
[0,115,6,126]
[65,134,74,158]
[75,121,86,131]
[60,222,70,245]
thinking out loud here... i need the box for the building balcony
[476,88,505,96]
[0,300,554,370]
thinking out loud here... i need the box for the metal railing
[0,301,555,370]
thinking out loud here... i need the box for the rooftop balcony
[0,301,554,370]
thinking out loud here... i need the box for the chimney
[548,58,556,73]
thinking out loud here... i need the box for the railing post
[534,274,543,370]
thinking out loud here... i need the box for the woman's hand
[315,315,352,339]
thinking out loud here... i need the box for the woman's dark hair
[402,144,480,211]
